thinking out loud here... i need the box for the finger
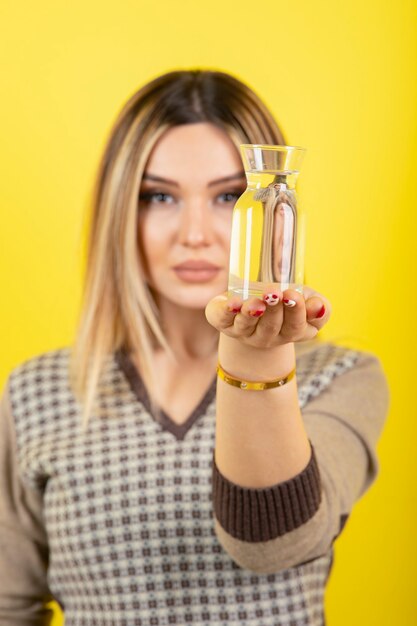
[261,283,283,308]
[300,286,332,320]
[280,289,310,341]
[205,292,243,330]
[248,284,285,342]
[232,295,266,337]
[301,284,317,297]
[305,295,332,328]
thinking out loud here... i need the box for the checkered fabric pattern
[7,342,359,626]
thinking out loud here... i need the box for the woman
[0,69,390,625]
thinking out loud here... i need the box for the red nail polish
[283,298,296,307]
[228,305,242,313]
[315,305,326,319]
[249,309,264,317]
[263,293,280,305]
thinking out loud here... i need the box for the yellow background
[1,1,416,624]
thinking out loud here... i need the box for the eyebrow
[142,172,246,187]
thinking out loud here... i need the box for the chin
[149,273,228,309]
[172,281,228,309]
[181,286,226,308]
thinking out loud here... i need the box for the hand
[205,284,331,349]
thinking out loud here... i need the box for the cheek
[216,213,233,247]
[137,212,177,277]
[137,215,162,267]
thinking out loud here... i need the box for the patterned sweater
[0,339,390,626]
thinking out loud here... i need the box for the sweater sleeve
[0,378,55,625]
[211,349,390,574]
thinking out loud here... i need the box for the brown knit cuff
[211,440,322,542]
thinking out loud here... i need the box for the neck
[156,296,220,362]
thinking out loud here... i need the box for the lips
[173,260,220,270]
[172,260,221,283]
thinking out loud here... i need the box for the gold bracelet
[216,362,296,391]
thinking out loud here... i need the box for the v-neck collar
[114,338,324,440]
[114,347,217,440]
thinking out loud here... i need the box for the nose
[177,199,214,247]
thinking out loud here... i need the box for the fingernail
[263,293,280,306]
[283,298,296,307]
[228,305,242,313]
[248,309,265,317]
[314,305,326,319]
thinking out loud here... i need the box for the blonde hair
[69,68,288,431]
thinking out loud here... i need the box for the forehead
[143,123,243,186]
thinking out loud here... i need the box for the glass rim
[240,143,306,152]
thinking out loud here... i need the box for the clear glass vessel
[228,144,306,300]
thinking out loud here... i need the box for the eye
[139,191,176,205]
[216,191,242,204]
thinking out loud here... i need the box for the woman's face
[137,122,247,310]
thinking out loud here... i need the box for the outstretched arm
[206,286,389,573]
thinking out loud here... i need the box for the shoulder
[4,346,124,430]
[0,348,76,488]
[295,338,390,410]
[298,339,390,441]
[4,347,75,431]
[295,336,387,375]
[7,346,72,397]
